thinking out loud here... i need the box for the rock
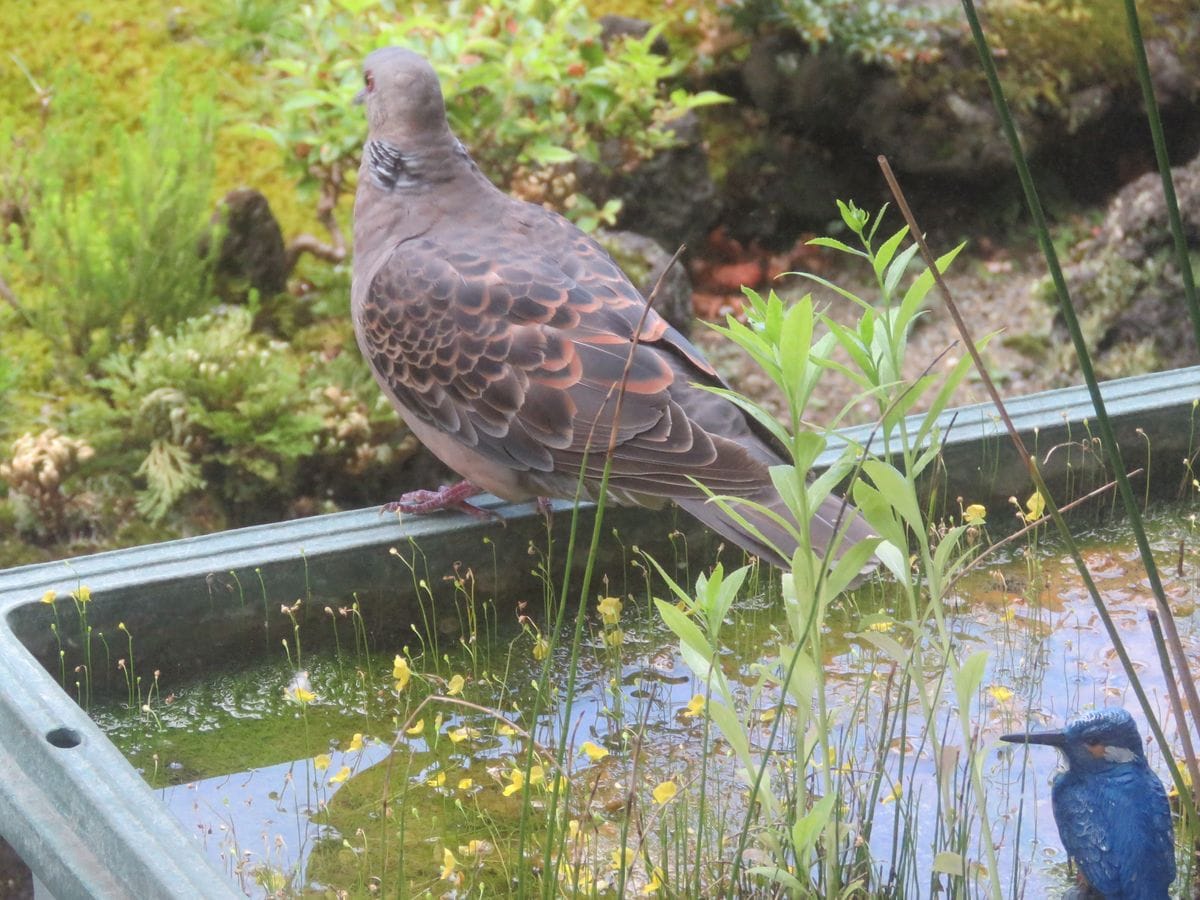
[598,15,669,56]
[574,15,718,251]
[209,188,288,302]
[1051,147,1200,376]
[578,111,719,254]
[594,229,694,336]
[716,132,877,248]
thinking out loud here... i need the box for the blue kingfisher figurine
[1001,707,1176,899]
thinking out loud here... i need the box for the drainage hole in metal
[45,727,82,749]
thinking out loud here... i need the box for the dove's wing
[357,203,777,504]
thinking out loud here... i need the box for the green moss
[1,0,317,239]
[895,0,1196,115]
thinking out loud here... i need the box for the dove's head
[357,48,449,144]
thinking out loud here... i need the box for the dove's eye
[364,71,375,93]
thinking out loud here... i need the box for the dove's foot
[382,482,500,522]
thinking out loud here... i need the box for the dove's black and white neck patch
[365,140,424,191]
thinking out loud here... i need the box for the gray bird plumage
[350,47,872,570]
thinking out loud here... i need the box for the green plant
[729,0,949,65]
[652,202,1007,895]
[2,68,221,367]
[255,0,726,235]
[0,428,95,543]
[90,307,323,523]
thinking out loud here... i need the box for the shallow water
[91,509,1200,897]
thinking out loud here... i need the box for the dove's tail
[675,490,874,574]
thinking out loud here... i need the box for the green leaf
[825,537,881,597]
[860,459,922,535]
[932,851,967,876]
[525,143,577,165]
[954,650,990,713]
[872,225,910,284]
[859,630,910,665]
[655,599,714,662]
[806,236,865,257]
[792,792,836,858]
[746,866,805,892]
[883,240,921,303]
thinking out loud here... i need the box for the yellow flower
[603,628,624,648]
[881,782,903,805]
[529,765,546,786]
[963,503,987,525]
[682,695,706,717]
[447,674,465,696]
[498,723,518,737]
[392,655,411,692]
[74,586,91,604]
[532,637,549,661]
[427,770,446,788]
[611,847,634,871]
[458,777,474,791]
[987,685,1014,703]
[313,753,331,772]
[40,590,57,605]
[284,671,315,705]
[568,819,581,841]
[759,707,777,723]
[642,868,664,894]
[581,741,609,761]
[405,718,425,736]
[449,726,481,744]
[439,847,458,881]
[348,733,364,751]
[458,838,489,857]
[652,781,677,804]
[1025,491,1046,521]
[597,596,623,626]
[867,619,894,633]
[503,768,525,797]
[329,766,351,785]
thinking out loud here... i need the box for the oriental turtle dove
[351,47,872,571]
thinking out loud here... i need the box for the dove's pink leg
[382,481,499,521]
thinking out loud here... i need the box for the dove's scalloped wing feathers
[357,203,777,500]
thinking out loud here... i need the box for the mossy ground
[1,0,315,237]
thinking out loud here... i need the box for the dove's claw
[382,482,501,523]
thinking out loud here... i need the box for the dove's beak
[353,87,366,106]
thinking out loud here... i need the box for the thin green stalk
[1147,610,1200,799]
[952,0,1197,814]
[1122,0,1200,341]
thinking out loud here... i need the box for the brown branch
[284,233,347,274]
[285,164,349,275]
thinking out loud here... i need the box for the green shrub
[728,0,948,65]
[255,0,726,230]
[92,307,323,523]
[3,68,220,367]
